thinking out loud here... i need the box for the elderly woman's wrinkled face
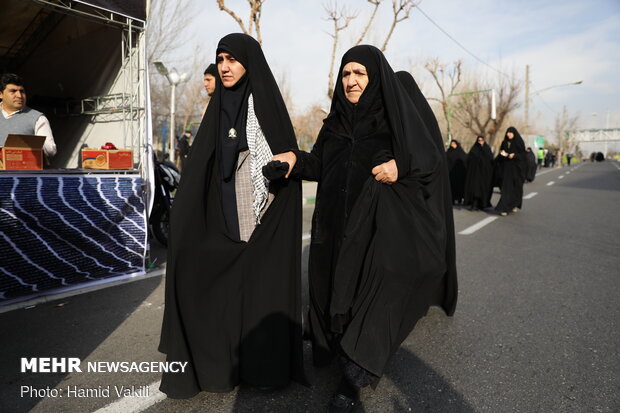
[342,62,369,104]
[217,52,246,88]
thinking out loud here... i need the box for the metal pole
[169,83,176,164]
[446,97,452,144]
[524,64,530,134]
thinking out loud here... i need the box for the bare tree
[324,2,358,99]
[424,58,463,142]
[424,59,522,150]
[554,105,579,161]
[147,0,202,155]
[324,0,420,99]
[177,47,212,133]
[291,105,328,151]
[451,74,522,150]
[146,0,196,63]
[216,0,266,44]
[381,0,420,51]
[355,0,382,45]
[277,71,294,114]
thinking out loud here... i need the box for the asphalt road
[1,160,618,413]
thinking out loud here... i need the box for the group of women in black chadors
[158,33,457,413]
[446,126,530,216]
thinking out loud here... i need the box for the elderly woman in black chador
[464,135,494,210]
[494,126,527,216]
[158,33,305,398]
[274,46,457,412]
[446,139,468,204]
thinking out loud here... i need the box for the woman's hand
[272,151,297,178]
[508,153,515,159]
[371,159,398,184]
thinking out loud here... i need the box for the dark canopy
[74,0,146,21]
[159,34,305,398]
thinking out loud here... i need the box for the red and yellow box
[0,134,45,170]
[82,148,133,169]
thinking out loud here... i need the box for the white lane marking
[566,171,571,174]
[535,169,555,177]
[93,380,165,413]
[458,216,498,235]
[559,175,564,179]
[302,232,311,241]
[547,181,555,186]
[523,192,538,200]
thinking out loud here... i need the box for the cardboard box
[82,148,133,169]
[0,134,45,170]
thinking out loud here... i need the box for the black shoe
[327,393,358,413]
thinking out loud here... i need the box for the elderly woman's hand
[272,151,297,178]
[371,159,398,184]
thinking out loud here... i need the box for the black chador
[494,126,527,214]
[446,139,468,204]
[525,148,537,182]
[292,47,458,383]
[463,137,494,210]
[158,33,305,398]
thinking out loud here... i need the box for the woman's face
[217,52,247,88]
[507,131,514,139]
[477,137,485,145]
[342,61,369,104]
[450,141,457,149]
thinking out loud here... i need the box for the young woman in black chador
[464,135,494,210]
[158,33,305,398]
[275,46,458,412]
[494,126,527,216]
[446,139,468,204]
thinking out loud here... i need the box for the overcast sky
[166,0,620,137]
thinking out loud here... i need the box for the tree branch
[381,0,419,51]
[324,2,358,99]
[355,0,382,46]
[216,0,248,34]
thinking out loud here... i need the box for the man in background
[0,73,57,158]
[203,63,217,97]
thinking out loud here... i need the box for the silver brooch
[228,128,237,139]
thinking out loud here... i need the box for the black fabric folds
[495,126,527,212]
[294,50,457,377]
[446,140,468,203]
[395,70,458,320]
[525,148,537,182]
[158,33,305,398]
[463,139,494,209]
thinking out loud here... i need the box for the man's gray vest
[0,107,43,146]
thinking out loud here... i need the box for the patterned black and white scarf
[246,94,273,224]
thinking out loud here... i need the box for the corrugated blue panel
[0,176,146,301]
